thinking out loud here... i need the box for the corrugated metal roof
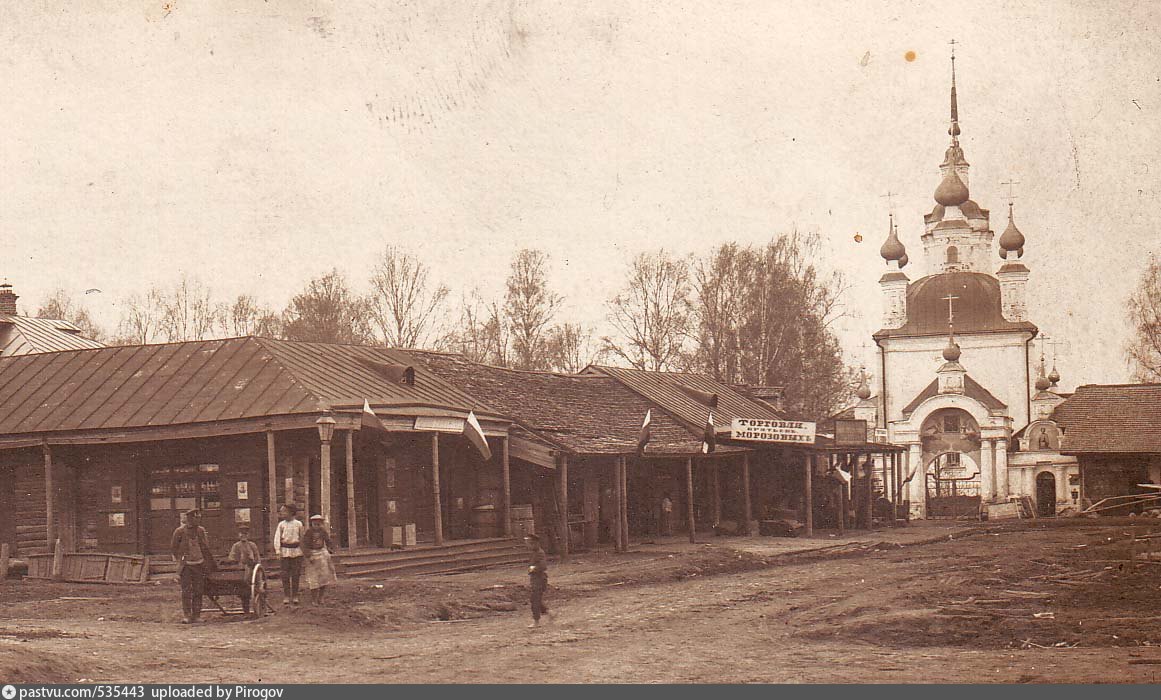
[583,365,785,434]
[0,337,500,437]
[405,351,740,456]
[1054,383,1161,454]
[0,315,104,356]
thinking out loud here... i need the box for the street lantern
[316,415,336,444]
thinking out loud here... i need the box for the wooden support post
[711,463,722,527]
[620,456,629,550]
[840,474,849,535]
[890,453,899,523]
[742,453,752,534]
[266,430,278,551]
[43,444,55,550]
[802,452,814,537]
[0,543,10,581]
[613,459,624,553]
[320,437,333,523]
[502,436,512,537]
[51,538,64,580]
[302,455,311,517]
[686,457,696,544]
[345,430,357,548]
[432,433,443,546]
[558,454,569,562]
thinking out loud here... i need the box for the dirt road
[4,522,1161,683]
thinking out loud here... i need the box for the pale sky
[3,1,1159,389]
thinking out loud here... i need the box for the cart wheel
[250,564,269,618]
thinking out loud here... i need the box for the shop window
[149,464,222,512]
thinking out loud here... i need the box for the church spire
[939,42,969,178]
[949,40,961,140]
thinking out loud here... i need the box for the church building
[867,52,1078,519]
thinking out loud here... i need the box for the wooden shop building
[0,337,906,570]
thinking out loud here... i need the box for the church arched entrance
[1036,472,1057,517]
[925,451,981,518]
[920,408,982,518]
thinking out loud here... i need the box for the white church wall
[880,331,1033,430]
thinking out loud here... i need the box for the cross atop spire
[880,190,899,214]
[1001,178,1020,205]
[948,39,961,140]
[942,293,959,329]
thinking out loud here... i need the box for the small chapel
[858,50,1079,520]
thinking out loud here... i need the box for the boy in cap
[228,524,261,615]
[171,508,214,623]
[273,504,304,605]
[524,533,551,627]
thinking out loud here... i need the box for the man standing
[273,504,304,605]
[171,509,214,624]
[524,533,551,628]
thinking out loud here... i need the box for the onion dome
[1035,373,1051,392]
[934,168,970,207]
[879,214,906,262]
[998,203,1026,259]
[942,335,962,362]
[855,371,872,400]
[1048,365,1060,387]
[899,251,909,269]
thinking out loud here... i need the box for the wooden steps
[339,538,527,578]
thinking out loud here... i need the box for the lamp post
[316,415,336,524]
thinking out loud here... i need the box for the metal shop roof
[0,315,104,356]
[404,350,739,456]
[582,364,786,435]
[0,337,500,438]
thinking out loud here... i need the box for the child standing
[301,515,337,605]
[524,533,551,627]
[273,504,304,605]
[228,525,261,615]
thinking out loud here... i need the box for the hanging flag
[636,409,652,455]
[702,410,716,454]
[830,467,852,485]
[463,411,492,461]
[361,399,384,431]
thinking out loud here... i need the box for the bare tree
[545,323,598,373]
[368,245,450,349]
[603,250,692,371]
[36,289,106,342]
[1128,256,1161,381]
[451,290,509,366]
[504,249,563,370]
[281,269,374,345]
[160,275,223,342]
[114,287,167,345]
[224,294,284,338]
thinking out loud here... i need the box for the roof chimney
[0,283,17,316]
